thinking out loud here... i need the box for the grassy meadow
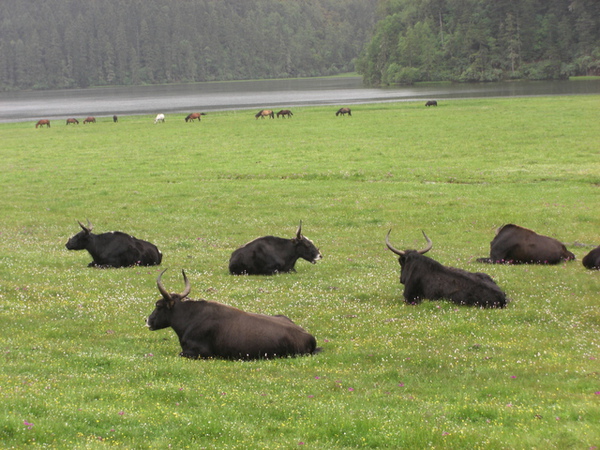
[1,96,599,448]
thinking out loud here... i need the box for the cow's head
[294,221,322,264]
[385,230,432,283]
[146,269,192,331]
[65,220,94,250]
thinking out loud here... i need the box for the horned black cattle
[229,221,322,275]
[582,245,600,269]
[477,224,575,264]
[146,270,320,359]
[386,230,507,308]
[65,220,162,268]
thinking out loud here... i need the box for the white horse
[154,113,165,124]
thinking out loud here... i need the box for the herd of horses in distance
[34,101,440,127]
[33,99,599,360]
[34,102,399,128]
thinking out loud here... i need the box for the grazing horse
[255,109,275,119]
[66,118,79,125]
[185,112,206,122]
[276,110,293,118]
[83,116,96,124]
[336,107,351,117]
[154,114,165,124]
[113,115,118,123]
[425,100,438,107]
[35,120,50,128]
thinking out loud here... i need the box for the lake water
[1,77,599,123]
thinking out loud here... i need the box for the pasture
[1,96,599,448]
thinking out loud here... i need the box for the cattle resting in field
[65,220,162,268]
[336,107,351,116]
[476,224,575,264]
[146,270,320,359]
[425,100,438,107]
[386,230,507,308]
[154,114,165,124]
[229,221,322,275]
[582,245,600,269]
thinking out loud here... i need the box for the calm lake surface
[1,77,599,123]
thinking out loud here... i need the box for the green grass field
[1,96,599,448]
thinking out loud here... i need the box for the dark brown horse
[113,115,118,123]
[66,118,79,125]
[425,100,438,107]
[255,109,275,119]
[35,120,50,128]
[336,107,351,117]
[185,112,206,122]
[276,110,293,118]
[83,116,96,124]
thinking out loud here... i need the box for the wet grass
[1,96,599,448]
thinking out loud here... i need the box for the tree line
[357,0,600,85]
[0,0,377,91]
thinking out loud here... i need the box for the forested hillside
[357,0,600,85]
[0,0,377,91]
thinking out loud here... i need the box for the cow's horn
[418,231,433,254]
[77,219,92,232]
[157,269,172,300]
[180,270,191,299]
[296,220,303,238]
[385,229,405,256]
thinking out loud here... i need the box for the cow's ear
[166,296,176,308]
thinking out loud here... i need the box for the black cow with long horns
[229,221,322,275]
[65,220,162,268]
[386,230,507,308]
[146,270,320,359]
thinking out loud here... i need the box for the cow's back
[94,232,160,267]
[229,236,292,275]
[490,225,573,264]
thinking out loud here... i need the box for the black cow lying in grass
[65,220,162,268]
[386,230,507,308]
[582,245,600,269]
[477,224,575,264]
[146,270,320,359]
[229,221,322,275]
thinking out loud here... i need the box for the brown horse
[336,107,351,117]
[66,118,79,125]
[35,120,50,128]
[113,115,118,123]
[83,116,96,124]
[255,109,275,119]
[276,110,293,118]
[185,112,206,122]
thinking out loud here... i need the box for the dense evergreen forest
[0,0,377,91]
[357,0,600,85]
